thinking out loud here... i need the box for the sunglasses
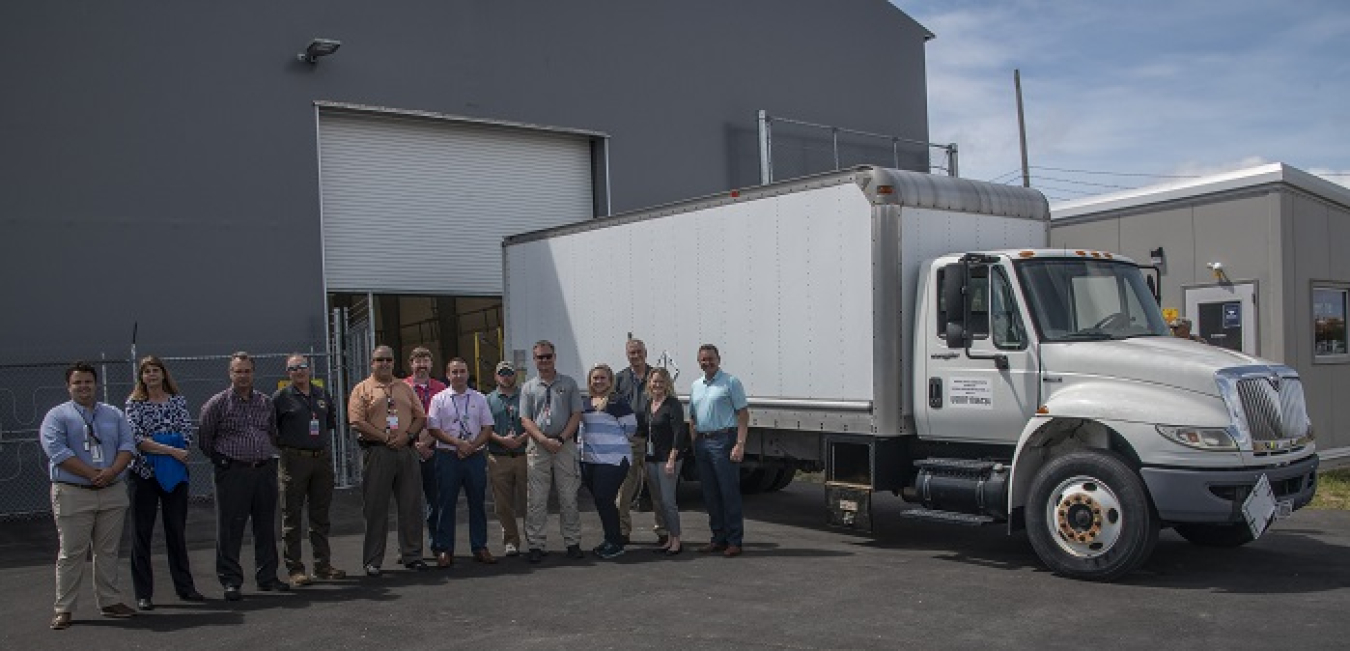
[373,357,394,363]
[286,364,309,371]
[497,369,516,377]
[534,354,554,360]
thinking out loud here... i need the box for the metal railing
[757,110,959,184]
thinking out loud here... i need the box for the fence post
[757,109,773,185]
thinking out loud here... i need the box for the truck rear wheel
[766,467,795,492]
[1025,450,1158,582]
[1173,523,1255,548]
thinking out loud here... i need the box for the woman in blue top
[125,356,203,609]
[579,363,638,559]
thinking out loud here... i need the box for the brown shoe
[100,603,137,618]
[473,549,498,565]
[50,612,72,630]
[723,545,743,557]
[437,552,453,568]
[313,566,347,580]
[289,571,313,587]
[698,543,728,554]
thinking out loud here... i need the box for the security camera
[1206,262,1223,271]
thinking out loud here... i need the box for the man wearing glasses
[40,361,138,629]
[273,354,346,587]
[486,361,526,557]
[199,352,288,600]
[348,345,429,575]
[519,340,585,563]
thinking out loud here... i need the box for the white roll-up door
[317,108,598,295]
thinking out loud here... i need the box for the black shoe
[655,535,670,547]
[178,590,206,602]
[527,548,543,564]
[404,560,430,572]
[664,545,683,556]
[620,535,631,546]
[566,544,585,559]
[364,564,382,577]
[136,598,154,611]
[224,586,242,602]
[258,580,291,592]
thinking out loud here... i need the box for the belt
[55,480,119,491]
[228,458,273,469]
[436,447,484,457]
[699,428,736,436]
[489,449,523,458]
[280,446,325,457]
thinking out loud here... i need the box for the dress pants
[420,455,440,548]
[51,482,129,614]
[524,439,582,550]
[213,459,280,588]
[279,448,336,573]
[488,452,528,547]
[432,449,489,554]
[616,435,649,537]
[360,446,424,568]
[644,459,683,537]
[129,473,195,600]
[694,431,744,547]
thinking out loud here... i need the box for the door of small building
[1184,282,1257,354]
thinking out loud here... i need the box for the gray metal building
[0,0,934,367]
[1050,163,1350,459]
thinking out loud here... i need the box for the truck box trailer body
[502,167,1319,580]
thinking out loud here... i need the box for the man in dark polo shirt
[273,353,346,587]
[199,351,288,601]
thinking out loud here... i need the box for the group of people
[37,337,752,631]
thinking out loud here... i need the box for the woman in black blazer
[639,368,689,555]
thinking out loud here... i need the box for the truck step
[914,458,1003,474]
[900,507,997,526]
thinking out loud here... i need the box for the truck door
[922,263,1041,444]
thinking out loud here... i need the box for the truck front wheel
[1173,523,1255,548]
[1025,450,1158,581]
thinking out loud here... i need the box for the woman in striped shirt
[579,363,638,559]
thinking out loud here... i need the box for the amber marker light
[876,185,895,195]
[1019,250,1036,258]
[1036,406,1050,414]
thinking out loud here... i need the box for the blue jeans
[420,456,439,545]
[694,431,743,546]
[432,450,488,554]
[581,459,630,547]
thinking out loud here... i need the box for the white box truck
[501,167,1319,581]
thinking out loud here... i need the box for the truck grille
[1236,377,1310,441]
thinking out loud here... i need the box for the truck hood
[1039,336,1267,397]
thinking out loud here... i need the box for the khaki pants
[51,482,129,614]
[525,439,581,550]
[488,452,528,548]
[617,435,653,537]
[361,446,424,568]
[279,448,336,573]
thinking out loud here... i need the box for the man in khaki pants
[486,361,527,556]
[39,361,138,630]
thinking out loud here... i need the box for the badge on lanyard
[646,438,655,457]
[386,414,399,431]
[309,417,321,437]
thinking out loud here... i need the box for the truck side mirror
[941,263,969,349]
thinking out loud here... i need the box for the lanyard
[412,382,434,411]
[74,403,102,445]
[450,392,472,438]
[294,387,318,419]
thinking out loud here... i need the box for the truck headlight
[1156,425,1239,451]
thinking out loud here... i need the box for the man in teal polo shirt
[688,344,750,557]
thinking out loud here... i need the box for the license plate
[1241,474,1278,540]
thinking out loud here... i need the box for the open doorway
[330,293,504,388]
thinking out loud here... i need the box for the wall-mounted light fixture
[298,38,342,64]
[1206,261,1229,282]
[1149,247,1165,267]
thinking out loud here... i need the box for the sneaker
[364,565,382,577]
[404,560,430,571]
[527,548,543,564]
[224,585,243,601]
[565,544,585,559]
[313,566,347,580]
[50,612,72,630]
[594,542,626,560]
[504,543,519,557]
[288,571,313,587]
[100,603,136,618]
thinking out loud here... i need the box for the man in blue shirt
[39,361,139,629]
[688,344,750,557]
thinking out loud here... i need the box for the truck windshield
[1014,259,1170,342]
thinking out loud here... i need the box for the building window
[1313,286,1349,361]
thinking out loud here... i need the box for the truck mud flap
[825,483,873,533]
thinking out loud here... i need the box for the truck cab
[911,249,1319,579]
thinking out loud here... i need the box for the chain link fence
[0,345,358,520]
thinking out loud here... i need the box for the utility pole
[1015,69,1030,188]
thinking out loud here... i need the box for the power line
[1030,165,1199,179]
[986,168,1023,184]
[1031,174,1139,190]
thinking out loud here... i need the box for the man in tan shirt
[348,345,428,575]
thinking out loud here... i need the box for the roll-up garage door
[317,107,601,295]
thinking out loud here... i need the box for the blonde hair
[645,367,676,399]
[129,355,181,401]
[588,363,615,410]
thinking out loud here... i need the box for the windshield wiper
[1056,330,1116,341]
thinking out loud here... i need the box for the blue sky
[897,0,1350,201]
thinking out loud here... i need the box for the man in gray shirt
[519,340,584,563]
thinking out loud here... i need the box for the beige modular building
[1050,163,1350,462]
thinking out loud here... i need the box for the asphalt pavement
[1,479,1347,650]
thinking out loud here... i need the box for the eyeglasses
[373,357,394,362]
[286,364,309,371]
[534,354,554,360]
[497,369,516,377]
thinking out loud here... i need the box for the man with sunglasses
[273,354,346,586]
[348,345,429,575]
[200,351,288,601]
[520,340,585,563]
[40,361,138,629]
[486,361,526,557]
